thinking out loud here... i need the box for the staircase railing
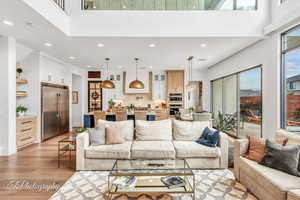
[52,0,65,11]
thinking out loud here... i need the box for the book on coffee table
[161,176,186,189]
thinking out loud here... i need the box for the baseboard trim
[0,147,8,156]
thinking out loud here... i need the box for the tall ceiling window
[281,25,300,133]
[211,66,262,138]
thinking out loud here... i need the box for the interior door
[42,86,60,141]
[59,88,69,134]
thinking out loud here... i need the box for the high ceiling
[0,0,260,71]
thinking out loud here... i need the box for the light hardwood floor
[0,134,75,200]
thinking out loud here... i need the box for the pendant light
[101,58,115,89]
[129,58,144,89]
[186,56,196,91]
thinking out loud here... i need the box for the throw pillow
[88,123,106,146]
[244,136,288,162]
[105,127,125,145]
[196,127,220,147]
[259,140,300,177]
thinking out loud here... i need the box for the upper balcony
[81,0,257,11]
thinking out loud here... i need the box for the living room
[0,0,300,200]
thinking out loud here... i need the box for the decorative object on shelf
[72,91,79,104]
[108,99,116,112]
[16,67,23,80]
[16,105,28,117]
[129,58,144,89]
[102,58,115,89]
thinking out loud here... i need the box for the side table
[58,136,76,168]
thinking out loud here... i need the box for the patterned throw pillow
[196,127,220,147]
[259,140,300,177]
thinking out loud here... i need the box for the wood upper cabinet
[167,70,184,94]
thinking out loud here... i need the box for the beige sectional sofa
[76,119,228,170]
[234,130,300,200]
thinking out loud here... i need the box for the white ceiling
[0,0,260,71]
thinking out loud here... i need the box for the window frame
[280,24,300,130]
[211,65,263,138]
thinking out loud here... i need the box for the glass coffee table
[107,159,195,200]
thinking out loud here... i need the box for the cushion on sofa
[85,141,132,159]
[131,141,175,159]
[88,123,106,146]
[135,120,172,141]
[196,127,220,147]
[98,120,134,141]
[260,140,300,177]
[240,157,300,193]
[173,141,221,158]
[173,120,210,141]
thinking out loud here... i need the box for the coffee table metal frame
[107,159,195,200]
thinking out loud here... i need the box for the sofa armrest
[218,132,229,169]
[76,131,89,170]
[234,139,249,180]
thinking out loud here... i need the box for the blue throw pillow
[196,127,220,147]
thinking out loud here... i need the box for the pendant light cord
[105,58,110,80]
[135,58,139,80]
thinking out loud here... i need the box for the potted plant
[16,105,28,117]
[107,99,116,112]
[188,106,195,113]
[16,67,23,80]
[125,104,135,114]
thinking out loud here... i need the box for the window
[211,66,262,138]
[281,25,300,133]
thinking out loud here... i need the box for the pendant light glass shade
[186,56,196,91]
[101,58,115,89]
[129,58,144,89]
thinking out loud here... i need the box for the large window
[211,67,262,138]
[281,25,300,133]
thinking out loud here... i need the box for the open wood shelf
[16,79,28,84]
[16,91,28,97]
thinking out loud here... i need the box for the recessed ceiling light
[200,43,207,47]
[44,43,53,47]
[3,20,14,26]
[97,43,104,47]
[149,66,153,69]
[69,56,76,60]
[118,66,123,69]
[199,58,207,61]
[149,43,156,48]
[87,65,93,68]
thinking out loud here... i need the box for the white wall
[206,33,280,139]
[72,74,83,127]
[0,36,16,156]
[265,0,300,34]
[69,0,269,37]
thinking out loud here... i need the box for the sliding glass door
[239,68,262,138]
[211,66,262,138]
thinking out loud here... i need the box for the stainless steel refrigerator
[41,83,69,141]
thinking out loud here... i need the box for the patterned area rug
[49,170,257,200]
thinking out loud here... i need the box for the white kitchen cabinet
[152,71,166,101]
